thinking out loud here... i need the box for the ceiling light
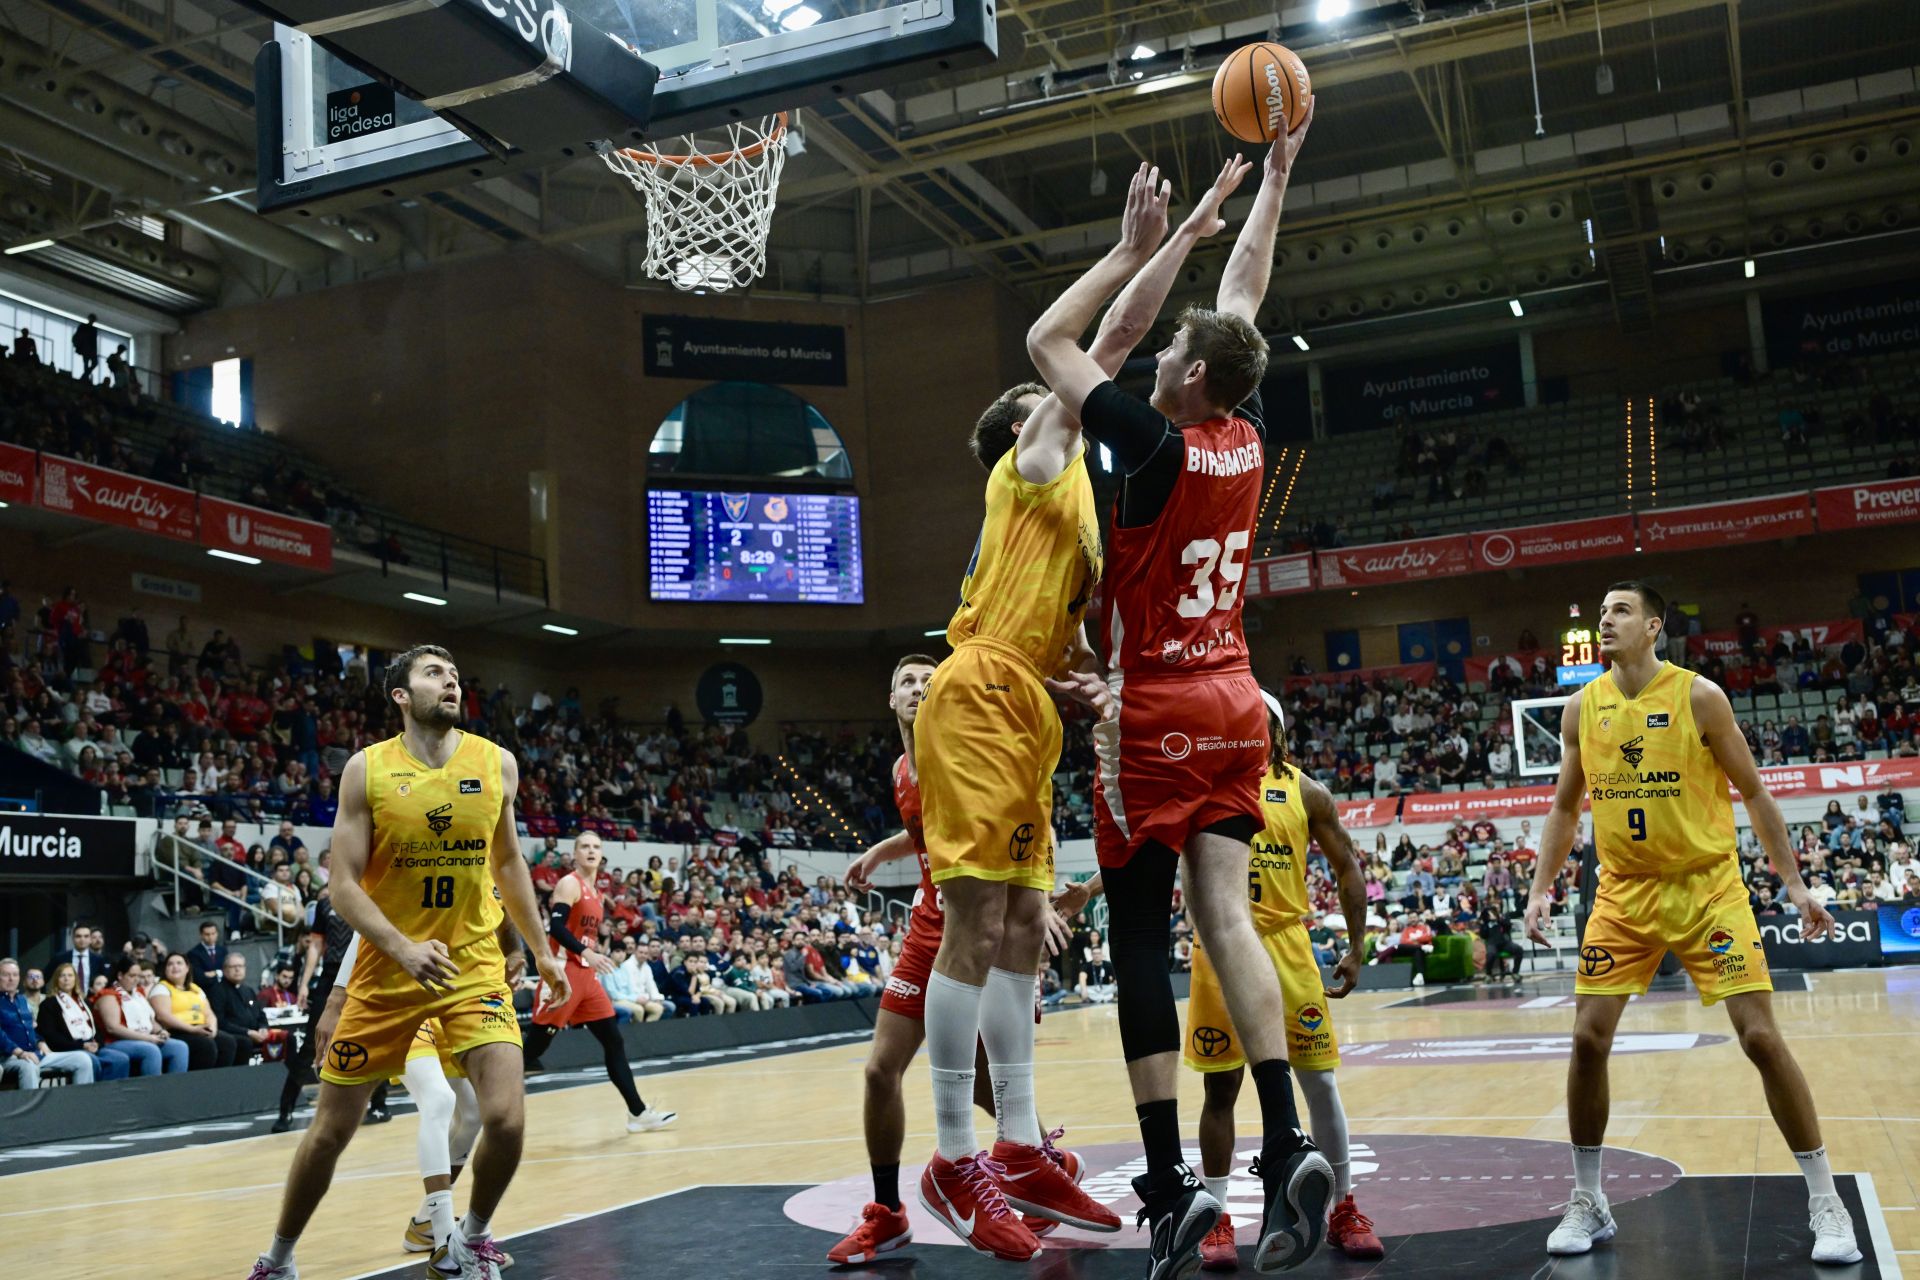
[762,0,803,11]
[4,239,54,255]
[1130,44,1156,61]
[1291,334,1311,352]
[542,623,580,636]
[779,5,821,30]
[1316,0,1351,21]
[1509,298,1526,317]
[923,628,945,638]
[0,500,9,509]
[403,591,447,606]
[207,548,262,565]
[1743,258,1756,278]
[720,636,771,645]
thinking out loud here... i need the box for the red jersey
[547,871,604,970]
[1104,414,1263,678]
[893,754,943,938]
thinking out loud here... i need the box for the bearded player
[828,654,1108,1264]
[521,831,676,1133]
[1187,692,1381,1269]
[912,160,1253,1262]
[1524,582,1858,1265]
[1028,109,1332,1277]
[246,645,569,1280]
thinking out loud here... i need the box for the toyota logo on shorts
[1162,732,1193,761]
[1579,946,1614,977]
[328,1038,369,1073]
[1191,1026,1231,1058]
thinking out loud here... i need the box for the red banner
[1472,513,1635,571]
[1400,784,1559,824]
[1246,552,1316,598]
[1464,651,1553,685]
[1316,534,1474,588]
[1335,796,1397,829]
[1685,617,1864,658]
[36,454,195,542]
[1284,662,1436,693]
[0,442,34,505]
[1814,478,1920,531]
[1748,756,1920,799]
[1636,492,1813,552]
[200,495,333,571]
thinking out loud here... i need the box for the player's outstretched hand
[844,848,880,893]
[1522,893,1553,947]
[1268,93,1316,185]
[1326,948,1362,999]
[589,947,619,976]
[1043,909,1072,958]
[1790,888,1839,941]
[1182,153,1255,238]
[1118,162,1173,260]
[1045,669,1115,721]
[398,938,460,994]
[536,958,571,1012]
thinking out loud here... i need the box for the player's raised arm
[1694,676,1836,941]
[1525,691,1589,946]
[488,748,571,1010]
[1300,775,1368,997]
[1216,95,1314,324]
[327,750,459,993]
[844,830,917,892]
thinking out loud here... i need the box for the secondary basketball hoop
[599,113,788,293]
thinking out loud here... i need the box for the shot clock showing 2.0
[1557,626,1603,687]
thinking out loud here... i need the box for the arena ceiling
[1,0,1917,343]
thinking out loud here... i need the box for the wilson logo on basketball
[1263,62,1286,135]
[1191,1026,1231,1058]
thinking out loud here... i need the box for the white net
[598,114,787,293]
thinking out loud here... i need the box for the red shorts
[531,963,615,1028]
[878,923,1043,1025]
[1094,669,1268,868]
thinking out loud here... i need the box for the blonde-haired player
[1524,581,1858,1265]
[1185,692,1382,1269]
[246,644,569,1280]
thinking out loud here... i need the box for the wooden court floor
[6,968,1917,1278]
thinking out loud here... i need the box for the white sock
[1795,1147,1838,1200]
[1204,1174,1232,1208]
[1297,1068,1352,1199]
[1572,1144,1604,1195]
[421,1190,456,1246]
[459,1210,491,1242]
[980,966,1041,1147]
[265,1235,297,1267]
[926,971,985,1160]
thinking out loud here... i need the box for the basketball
[1211,42,1311,144]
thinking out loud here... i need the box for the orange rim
[616,112,788,168]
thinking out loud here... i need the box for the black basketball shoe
[1133,1162,1222,1280]
[1249,1132,1333,1273]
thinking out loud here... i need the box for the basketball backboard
[1513,694,1571,779]
[256,0,996,212]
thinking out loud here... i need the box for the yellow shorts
[1183,923,1339,1073]
[919,639,1059,893]
[400,1018,465,1082]
[321,977,520,1086]
[1577,858,1772,1006]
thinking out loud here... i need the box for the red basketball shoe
[1040,1127,1084,1182]
[991,1139,1122,1233]
[826,1202,913,1264]
[1200,1212,1240,1270]
[918,1153,1041,1262]
[1327,1195,1385,1259]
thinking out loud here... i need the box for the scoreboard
[1557,625,1603,686]
[648,489,864,604]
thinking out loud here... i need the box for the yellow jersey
[351,730,507,997]
[945,447,1102,674]
[157,980,209,1027]
[1578,662,1736,877]
[1249,763,1313,930]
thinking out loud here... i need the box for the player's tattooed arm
[1302,775,1368,997]
[1694,676,1838,940]
[1525,690,1588,946]
[1217,94,1315,323]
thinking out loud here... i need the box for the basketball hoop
[599,113,787,293]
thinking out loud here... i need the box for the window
[646,380,851,479]
[0,288,135,386]
[211,357,243,426]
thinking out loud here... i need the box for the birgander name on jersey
[1187,441,1263,477]
[1585,768,1683,801]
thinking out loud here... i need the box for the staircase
[1588,177,1658,333]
